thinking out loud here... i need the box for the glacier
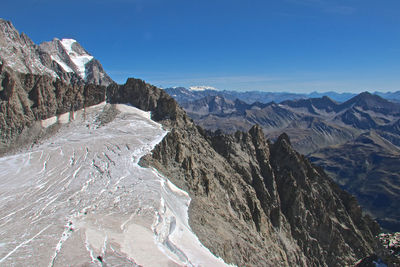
[0,103,229,266]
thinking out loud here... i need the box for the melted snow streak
[0,104,229,266]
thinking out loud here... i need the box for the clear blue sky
[2,0,400,92]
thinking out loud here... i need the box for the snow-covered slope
[0,103,228,266]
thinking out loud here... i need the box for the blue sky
[2,0,400,92]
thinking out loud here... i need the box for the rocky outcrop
[107,78,388,266]
[0,64,107,154]
[107,78,186,124]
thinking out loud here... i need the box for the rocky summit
[1,19,399,266]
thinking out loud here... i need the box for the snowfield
[0,103,229,266]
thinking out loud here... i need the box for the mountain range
[165,86,400,105]
[166,87,400,234]
[1,18,398,266]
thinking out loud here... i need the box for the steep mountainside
[338,92,400,115]
[310,132,400,232]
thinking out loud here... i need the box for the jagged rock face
[0,19,113,86]
[207,128,384,266]
[109,78,385,266]
[0,64,106,153]
[107,78,185,124]
[0,19,56,77]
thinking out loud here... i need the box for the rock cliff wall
[0,64,106,154]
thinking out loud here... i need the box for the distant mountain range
[164,86,400,104]
[166,89,400,232]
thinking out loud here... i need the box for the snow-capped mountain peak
[189,85,218,91]
[40,38,95,79]
[0,19,113,86]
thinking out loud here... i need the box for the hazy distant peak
[189,86,218,91]
[340,91,400,114]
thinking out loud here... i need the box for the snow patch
[70,55,93,79]
[50,55,73,73]
[60,39,76,54]
[41,116,58,128]
[60,38,93,79]
[115,104,152,120]
[58,112,70,124]
[153,170,229,266]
